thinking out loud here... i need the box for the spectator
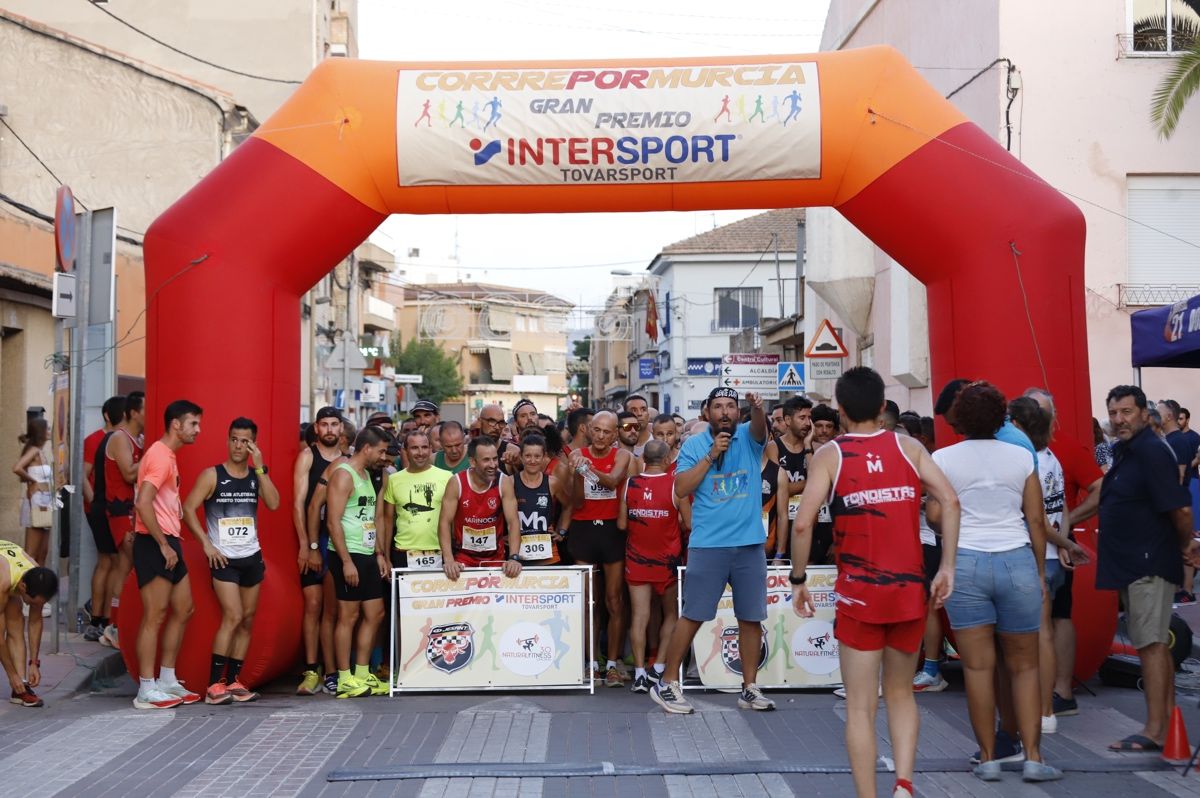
[1158,400,1191,485]
[12,418,52,566]
[928,382,1059,782]
[1092,418,1111,473]
[1101,385,1198,752]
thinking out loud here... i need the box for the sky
[358,0,832,325]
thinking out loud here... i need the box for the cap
[412,400,439,414]
[708,386,738,404]
[365,412,393,427]
[315,406,342,421]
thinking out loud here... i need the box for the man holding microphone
[651,387,773,714]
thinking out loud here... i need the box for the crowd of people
[3,370,1199,797]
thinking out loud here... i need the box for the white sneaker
[833,684,881,699]
[651,680,695,714]
[1041,714,1057,734]
[99,625,119,649]
[737,684,776,711]
[912,671,949,692]
[133,685,183,710]
[158,680,201,704]
[41,603,52,618]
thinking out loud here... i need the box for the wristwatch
[309,542,319,551]
[788,571,808,586]
[509,553,522,562]
[255,466,268,475]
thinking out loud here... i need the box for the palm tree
[1146,2,1200,138]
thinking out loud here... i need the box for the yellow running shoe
[336,674,370,699]
[296,669,321,696]
[363,673,389,696]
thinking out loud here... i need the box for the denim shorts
[945,545,1042,634]
[1044,558,1065,600]
[681,544,768,623]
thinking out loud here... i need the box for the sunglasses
[620,423,639,431]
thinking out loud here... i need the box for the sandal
[1108,734,1161,752]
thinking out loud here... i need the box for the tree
[573,335,591,360]
[1143,2,1200,138]
[390,339,463,407]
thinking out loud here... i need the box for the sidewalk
[0,628,126,714]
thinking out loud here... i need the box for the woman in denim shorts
[928,382,1061,783]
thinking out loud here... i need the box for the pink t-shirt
[134,441,182,537]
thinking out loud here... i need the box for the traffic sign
[806,319,849,358]
[52,273,77,318]
[54,186,76,272]
[720,353,780,399]
[777,361,805,391]
[808,358,845,380]
[394,373,425,384]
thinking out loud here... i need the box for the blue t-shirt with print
[677,421,767,549]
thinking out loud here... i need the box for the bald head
[642,439,669,466]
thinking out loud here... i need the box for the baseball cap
[315,406,342,421]
[365,412,394,427]
[412,400,439,414]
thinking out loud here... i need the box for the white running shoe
[912,671,949,692]
[133,685,183,710]
[1041,714,1058,734]
[99,624,119,649]
[651,680,695,714]
[737,684,776,711]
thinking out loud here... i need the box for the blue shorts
[945,546,1041,634]
[1044,558,1066,599]
[681,545,767,623]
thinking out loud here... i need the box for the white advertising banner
[391,567,591,692]
[396,62,822,187]
[687,565,841,689]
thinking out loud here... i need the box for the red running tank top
[624,472,682,572]
[573,446,621,521]
[829,430,924,623]
[104,429,143,526]
[452,470,505,565]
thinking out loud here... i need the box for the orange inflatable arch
[128,46,1111,689]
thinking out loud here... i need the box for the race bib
[362,521,377,550]
[462,525,497,553]
[407,549,442,569]
[818,504,832,523]
[218,516,257,547]
[587,483,617,500]
[519,533,553,561]
[788,495,802,520]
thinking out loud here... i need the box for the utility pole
[343,252,358,422]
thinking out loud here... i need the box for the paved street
[4,639,1200,798]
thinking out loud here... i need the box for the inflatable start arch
[128,46,1111,689]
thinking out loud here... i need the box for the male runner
[620,440,689,693]
[501,434,563,566]
[568,411,634,687]
[411,400,439,433]
[478,404,516,467]
[566,406,594,452]
[500,399,541,474]
[617,411,642,455]
[791,367,960,798]
[82,394,124,642]
[381,430,452,570]
[182,417,279,705]
[625,394,653,456]
[132,399,204,710]
[651,414,682,472]
[327,426,392,698]
[768,396,813,561]
[770,405,786,438]
[438,437,522,580]
[434,421,469,474]
[0,540,57,707]
[100,390,146,649]
[293,406,343,695]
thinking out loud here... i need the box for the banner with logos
[391,566,590,692]
[396,62,821,187]
[688,565,841,689]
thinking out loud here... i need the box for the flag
[645,290,659,343]
[661,291,671,338]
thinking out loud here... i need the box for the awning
[1131,293,1200,369]
[489,346,514,381]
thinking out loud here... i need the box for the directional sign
[393,373,425,384]
[777,361,805,391]
[806,319,849,358]
[720,353,780,399]
[52,272,77,318]
[808,358,845,380]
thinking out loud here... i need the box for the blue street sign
[686,357,722,377]
[777,361,805,391]
[638,358,657,379]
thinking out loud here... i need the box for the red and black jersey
[574,446,622,521]
[624,472,682,578]
[104,429,143,533]
[452,470,505,566]
[829,430,925,623]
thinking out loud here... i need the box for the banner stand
[389,565,593,694]
[678,563,843,691]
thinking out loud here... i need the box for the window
[1126,176,1200,303]
[714,287,762,331]
[1130,0,1200,53]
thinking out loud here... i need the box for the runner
[132,399,204,710]
[767,396,813,562]
[651,388,771,715]
[0,540,57,707]
[501,399,541,474]
[624,394,652,456]
[82,394,124,642]
[620,440,689,693]
[380,429,452,571]
[617,410,641,456]
[770,405,786,438]
[477,404,515,468]
[293,406,342,696]
[567,411,634,688]
[433,420,469,474]
[327,426,392,698]
[804,403,840,566]
[181,417,279,705]
[650,414,682,473]
[99,391,146,649]
[791,367,961,797]
[566,407,594,452]
[438,436,522,580]
[501,434,563,566]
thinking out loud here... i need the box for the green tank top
[336,463,377,556]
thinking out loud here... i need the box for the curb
[66,649,128,697]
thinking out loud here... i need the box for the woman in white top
[12,418,52,566]
[927,382,1059,783]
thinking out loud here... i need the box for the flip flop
[1109,734,1162,752]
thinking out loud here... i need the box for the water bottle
[75,610,84,634]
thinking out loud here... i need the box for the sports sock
[653,663,665,675]
[635,667,647,679]
[159,666,177,685]
[139,677,155,693]
[227,658,243,683]
[354,664,369,680]
[96,616,108,628]
[338,669,351,683]
[306,662,319,674]
[606,660,617,670]
[922,658,940,678]
[210,655,228,685]
[894,777,914,796]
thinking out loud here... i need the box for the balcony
[1119,284,1200,307]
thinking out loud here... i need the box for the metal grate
[1119,284,1200,307]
